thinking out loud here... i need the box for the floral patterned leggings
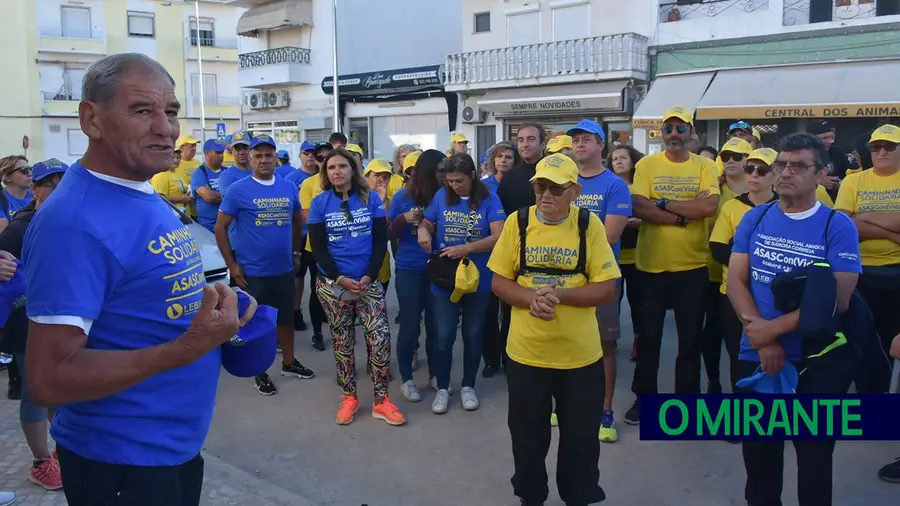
[315,277,392,396]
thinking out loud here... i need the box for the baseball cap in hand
[221,290,278,378]
[249,134,276,149]
[31,158,68,182]
[203,139,224,152]
[567,120,606,142]
[450,258,479,303]
[807,119,834,135]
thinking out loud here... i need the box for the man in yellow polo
[175,135,201,217]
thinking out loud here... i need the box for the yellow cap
[403,150,423,171]
[752,127,762,141]
[176,135,200,148]
[662,105,694,126]
[869,124,900,144]
[720,137,753,156]
[530,153,578,186]
[363,158,392,175]
[748,148,778,166]
[451,133,469,144]
[450,258,479,303]
[546,135,573,154]
[346,143,364,156]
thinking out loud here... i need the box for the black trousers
[700,282,725,388]
[632,267,708,394]
[507,358,606,506]
[736,347,854,506]
[618,263,644,338]
[302,249,326,335]
[857,271,900,355]
[481,294,505,369]
[718,293,744,391]
[58,445,204,506]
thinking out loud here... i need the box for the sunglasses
[663,124,690,135]
[743,165,772,176]
[532,182,573,196]
[721,152,745,163]
[869,142,898,153]
[339,200,354,223]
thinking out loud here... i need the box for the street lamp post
[331,0,340,133]
[194,0,206,142]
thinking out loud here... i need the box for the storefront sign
[648,130,662,140]
[480,94,622,117]
[632,118,663,130]
[321,65,443,97]
[696,104,900,121]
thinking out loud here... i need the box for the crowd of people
[0,52,898,506]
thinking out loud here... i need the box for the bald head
[82,53,175,105]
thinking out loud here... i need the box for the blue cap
[31,158,68,182]
[276,149,289,159]
[221,303,278,378]
[225,133,233,145]
[480,153,487,165]
[567,119,606,142]
[0,260,25,327]
[203,138,224,152]
[728,121,752,134]
[250,134,276,150]
[736,362,799,394]
[300,140,316,152]
[230,130,250,147]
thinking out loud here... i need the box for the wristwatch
[656,198,669,210]
[676,215,688,227]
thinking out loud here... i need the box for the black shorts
[295,247,314,279]
[244,272,294,327]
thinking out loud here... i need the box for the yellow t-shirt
[816,185,835,207]
[300,175,326,252]
[222,151,234,168]
[706,183,740,283]
[835,169,900,266]
[388,174,405,200]
[710,197,758,295]
[632,152,721,273]
[151,170,189,212]
[487,206,621,370]
[175,159,201,217]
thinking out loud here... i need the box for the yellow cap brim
[530,173,576,186]
[869,134,900,144]
[663,113,693,126]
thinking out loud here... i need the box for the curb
[201,451,322,506]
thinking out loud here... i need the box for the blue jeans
[432,290,490,390]
[394,270,436,382]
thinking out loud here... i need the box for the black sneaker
[281,359,315,379]
[293,310,308,331]
[878,458,900,483]
[311,333,325,351]
[254,373,277,396]
[624,399,641,425]
[7,380,21,400]
[482,365,498,378]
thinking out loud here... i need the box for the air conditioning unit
[247,90,290,110]
[461,106,486,124]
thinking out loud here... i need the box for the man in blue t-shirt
[275,150,297,179]
[216,131,252,259]
[569,118,632,443]
[216,134,315,396]
[728,133,861,506]
[189,138,225,232]
[21,53,257,506]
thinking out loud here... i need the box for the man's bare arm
[856,212,900,234]
[553,278,617,307]
[665,195,720,220]
[214,212,237,268]
[633,195,679,225]
[727,253,760,321]
[195,187,221,204]
[492,275,535,309]
[604,215,628,247]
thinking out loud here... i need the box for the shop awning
[236,0,313,37]
[696,60,900,120]
[476,82,627,117]
[631,72,714,129]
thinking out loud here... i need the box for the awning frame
[236,0,313,38]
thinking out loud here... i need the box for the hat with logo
[727,121,753,135]
[869,124,900,144]
[31,158,68,182]
[720,137,753,156]
[662,105,694,126]
[0,259,25,328]
[230,130,251,147]
[300,140,316,152]
[249,133,276,150]
[566,119,606,142]
[364,158,392,175]
[221,291,278,378]
[748,148,778,166]
[176,135,200,148]
[450,258,479,303]
[547,135,574,154]
[276,149,290,159]
[451,133,469,144]
[807,119,834,136]
[346,143,364,156]
[752,127,762,141]
[403,150,423,171]
[202,138,224,153]
[530,153,579,186]
[736,362,799,394]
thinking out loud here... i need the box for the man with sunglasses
[1,162,33,220]
[728,132,860,506]
[626,105,720,425]
[299,141,334,350]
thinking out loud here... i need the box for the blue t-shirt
[307,189,386,279]
[575,169,632,259]
[189,165,222,232]
[216,166,252,249]
[732,202,861,362]
[4,189,33,219]
[275,164,296,179]
[219,176,300,277]
[424,187,506,295]
[23,162,220,466]
[481,174,499,194]
[387,188,430,274]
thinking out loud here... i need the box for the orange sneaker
[336,394,360,425]
[29,458,62,491]
[372,396,407,426]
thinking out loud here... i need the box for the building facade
[0,0,244,164]
[634,0,900,154]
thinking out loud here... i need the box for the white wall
[184,61,240,105]
[42,118,86,165]
[36,0,106,38]
[125,0,159,57]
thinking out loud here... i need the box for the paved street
[1,289,897,505]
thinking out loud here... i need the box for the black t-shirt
[496,162,538,217]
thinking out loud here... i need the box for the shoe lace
[258,374,273,387]
[378,399,400,415]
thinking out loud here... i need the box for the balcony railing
[39,27,105,40]
[659,0,769,23]
[443,34,648,88]
[192,96,241,106]
[42,89,80,101]
[239,47,311,70]
[783,0,888,26]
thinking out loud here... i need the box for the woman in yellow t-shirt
[151,150,192,212]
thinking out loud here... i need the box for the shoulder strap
[575,207,590,276]
[516,207,530,278]
[752,201,778,236]
[823,208,837,259]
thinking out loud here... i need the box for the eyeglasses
[663,124,690,135]
[339,200,354,223]
[869,142,898,153]
[743,164,772,176]
[721,152,745,163]
[772,160,819,174]
[532,182,573,196]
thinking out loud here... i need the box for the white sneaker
[460,387,479,411]
[400,380,421,402]
[432,389,450,414]
[411,348,420,372]
[429,377,452,395]
[0,491,14,506]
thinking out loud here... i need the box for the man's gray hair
[82,53,175,104]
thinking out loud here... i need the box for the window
[67,129,89,156]
[304,128,330,143]
[190,74,218,104]
[552,4,589,41]
[507,11,540,47]
[61,6,91,39]
[190,17,214,47]
[474,12,491,33]
[128,12,154,38]
[63,68,86,100]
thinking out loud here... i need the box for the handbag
[427,207,478,291]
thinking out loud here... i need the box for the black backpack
[515,206,591,279]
